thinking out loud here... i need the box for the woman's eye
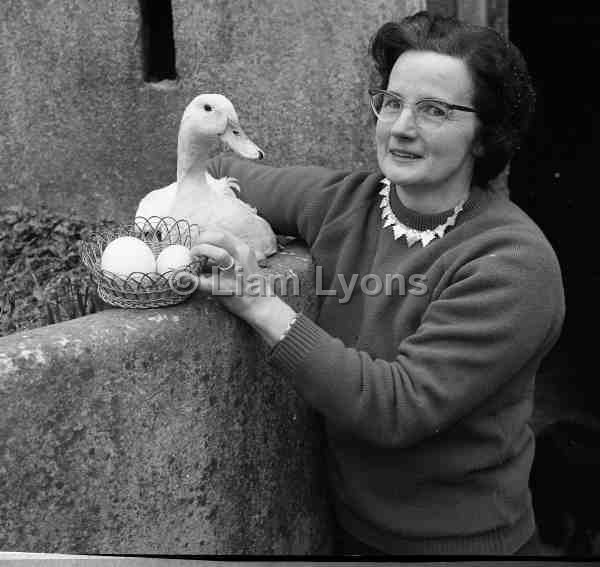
[383,97,402,110]
[420,102,447,117]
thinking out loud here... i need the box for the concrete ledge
[0,243,333,554]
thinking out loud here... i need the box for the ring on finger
[217,255,235,271]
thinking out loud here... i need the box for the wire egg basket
[80,216,206,309]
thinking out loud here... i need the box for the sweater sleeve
[206,155,353,245]
[268,229,566,448]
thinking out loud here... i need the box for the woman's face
[375,50,479,199]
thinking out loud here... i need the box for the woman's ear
[472,139,484,158]
[471,124,484,158]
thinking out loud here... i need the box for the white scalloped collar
[378,178,466,247]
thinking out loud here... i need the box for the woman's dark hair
[370,11,535,188]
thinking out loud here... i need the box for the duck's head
[180,93,264,160]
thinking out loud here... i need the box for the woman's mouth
[389,149,422,160]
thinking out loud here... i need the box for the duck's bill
[221,121,264,160]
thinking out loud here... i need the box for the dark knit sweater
[208,156,566,554]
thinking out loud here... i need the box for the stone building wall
[0,0,425,223]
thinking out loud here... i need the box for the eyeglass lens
[371,92,450,125]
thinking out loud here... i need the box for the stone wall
[0,244,333,554]
[0,0,425,224]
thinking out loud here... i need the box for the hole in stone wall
[139,0,177,82]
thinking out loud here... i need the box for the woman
[194,11,565,555]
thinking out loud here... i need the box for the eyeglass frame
[368,88,477,126]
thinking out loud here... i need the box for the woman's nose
[389,107,419,137]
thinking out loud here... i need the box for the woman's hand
[190,227,264,319]
[190,227,297,346]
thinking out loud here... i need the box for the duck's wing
[208,197,278,261]
[168,172,276,259]
[135,182,177,221]
[202,174,277,259]
[222,214,278,262]
[206,173,245,201]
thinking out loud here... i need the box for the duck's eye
[204,104,212,111]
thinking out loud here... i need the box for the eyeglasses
[368,88,476,129]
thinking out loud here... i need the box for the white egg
[156,244,193,275]
[100,236,156,279]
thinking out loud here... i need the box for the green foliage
[0,205,119,337]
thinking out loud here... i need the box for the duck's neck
[176,123,216,192]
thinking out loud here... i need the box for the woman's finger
[194,272,234,294]
[190,243,234,269]
[194,228,243,258]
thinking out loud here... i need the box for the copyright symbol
[169,268,199,296]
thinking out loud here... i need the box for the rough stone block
[0,243,332,554]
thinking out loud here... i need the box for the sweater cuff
[267,313,330,378]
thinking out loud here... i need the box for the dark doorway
[508,3,600,408]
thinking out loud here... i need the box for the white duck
[135,94,277,262]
